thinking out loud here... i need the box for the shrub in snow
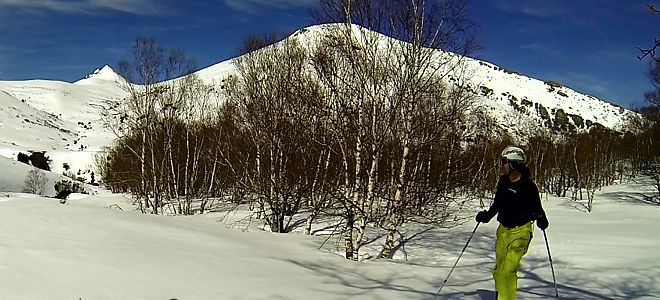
[23,168,47,195]
[642,160,660,204]
[502,68,520,75]
[17,152,30,164]
[54,180,86,199]
[63,170,77,180]
[28,151,51,171]
[545,80,563,88]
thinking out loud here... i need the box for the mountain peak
[75,65,123,85]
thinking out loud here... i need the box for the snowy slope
[192,24,635,139]
[0,178,657,299]
[0,155,83,195]
[0,90,77,151]
[0,66,126,177]
[463,58,631,138]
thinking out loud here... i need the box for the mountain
[0,25,635,191]
[0,67,126,187]
[192,24,635,138]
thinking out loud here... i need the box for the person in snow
[476,146,549,300]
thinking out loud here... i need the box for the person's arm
[476,177,504,223]
[485,179,503,219]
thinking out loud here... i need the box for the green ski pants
[493,222,533,300]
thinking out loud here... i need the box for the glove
[475,211,492,223]
[536,214,549,230]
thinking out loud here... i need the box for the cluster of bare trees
[98,1,660,261]
[99,0,495,260]
[530,52,660,208]
[524,130,630,212]
[99,37,222,214]
[217,0,483,259]
[635,57,660,200]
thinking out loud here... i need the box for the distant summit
[75,65,123,85]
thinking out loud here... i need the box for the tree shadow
[375,226,435,259]
[397,224,499,258]
[314,223,658,299]
[272,220,660,300]
[599,191,660,206]
[303,224,501,298]
[311,222,344,235]
[284,218,307,232]
[280,258,473,300]
[558,199,590,213]
[556,187,660,213]
[518,256,660,299]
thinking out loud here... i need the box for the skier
[476,146,549,300]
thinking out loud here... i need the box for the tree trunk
[140,129,149,212]
[269,139,280,232]
[344,210,355,260]
[383,141,410,259]
[201,152,218,214]
[305,149,331,235]
[184,128,191,215]
[149,127,159,215]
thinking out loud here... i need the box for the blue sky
[0,0,656,108]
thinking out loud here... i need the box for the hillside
[0,67,126,180]
[193,24,634,138]
[0,24,635,185]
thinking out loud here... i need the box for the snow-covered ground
[0,173,657,299]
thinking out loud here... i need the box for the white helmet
[501,146,526,164]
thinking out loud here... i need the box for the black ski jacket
[484,175,547,228]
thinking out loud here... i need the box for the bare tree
[311,22,400,259]
[23,168,47,195]
[102,37,197,214]
[313,0,478,260]
[638,4,660,62]
[238,31,287,56]
[376,0,477,259]
[225,36,323,233]
[636,60,660,201]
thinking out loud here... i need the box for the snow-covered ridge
[462,56,631,137]
[192,23,634,139]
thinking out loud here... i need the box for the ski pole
[435,222,480,297]
[543,230,559,298]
